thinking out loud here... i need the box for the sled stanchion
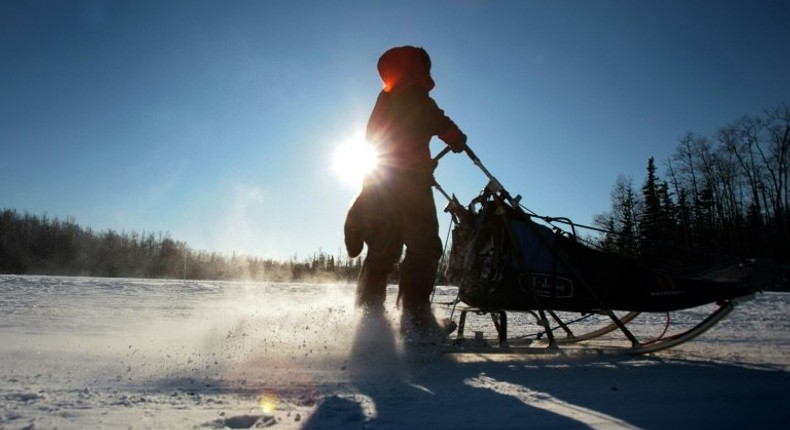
[554,311,641,344]
[496,311,508,347]
[548,310,575,338]
[457,310,468,340]
[487,311,509,347]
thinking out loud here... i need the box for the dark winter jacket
[366,46,465,174]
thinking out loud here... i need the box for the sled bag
[451,202,576,310]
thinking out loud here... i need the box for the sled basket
[447,195,579,310]
[445,191,758,313]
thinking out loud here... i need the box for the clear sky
[2,1,789,261]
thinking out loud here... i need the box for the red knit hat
[377,46,435,92]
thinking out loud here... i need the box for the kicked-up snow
[1,275,789,429]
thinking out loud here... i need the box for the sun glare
[258,391,279,416]
[332,133,379,186]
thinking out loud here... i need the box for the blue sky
[2,1,789,261]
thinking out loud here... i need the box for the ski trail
[466,375,642,430]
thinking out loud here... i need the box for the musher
[344,46,467,342]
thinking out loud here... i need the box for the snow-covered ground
[2,275,789,429]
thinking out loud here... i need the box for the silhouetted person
[344,46,466,342]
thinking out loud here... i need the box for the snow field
[2,275,789,429]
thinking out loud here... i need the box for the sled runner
[431,145,784,355]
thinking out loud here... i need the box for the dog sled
[432,145,784,355]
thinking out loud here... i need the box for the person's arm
[423,95,467,153]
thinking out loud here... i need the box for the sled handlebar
[460,145,511,202]
[433,143,494,188]
[433,145,453,162]
[434,142,521,208]
[434,143,484,168]
[433,143,479,163]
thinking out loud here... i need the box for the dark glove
[450,132,467,153]
[439,126,467,153]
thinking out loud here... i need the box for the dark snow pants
[354,171,443,323]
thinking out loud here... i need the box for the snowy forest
[593,103,789,270]
[0,208,362,282]
[2,104,787,282]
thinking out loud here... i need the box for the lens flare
[258,391,279,416]
[332,133,379,186]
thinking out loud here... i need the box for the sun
[332,133,380,186]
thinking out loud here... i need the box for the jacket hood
[377,46,435,93]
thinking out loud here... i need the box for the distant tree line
[0,208,364,282]
[594,103,789,270]
[11,104,785,283]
